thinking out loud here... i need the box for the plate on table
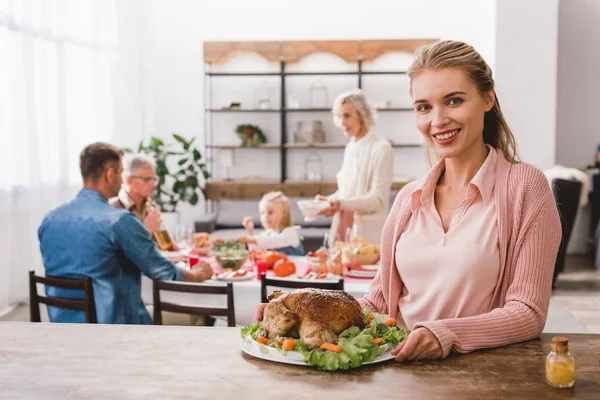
[268,272,340,282]
[214,269,256,282]
[160,250,190,263]
[192,247,212,256]
[344,264,379,279]
[240,336,394,367]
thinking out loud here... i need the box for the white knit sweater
[328,131,393,245]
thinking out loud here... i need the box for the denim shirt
[38,189,184,324]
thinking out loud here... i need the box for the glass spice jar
[545,336,575,388]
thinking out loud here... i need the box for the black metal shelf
[205,58,414,185]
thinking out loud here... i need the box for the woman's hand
[318,199,341,217]
[236,236,257,245]
[253,303,268,322]
[391,327,443,362]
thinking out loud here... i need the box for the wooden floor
[3,255,599,333]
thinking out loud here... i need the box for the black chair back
[29,270,97,323]
[551,178,582,286]
[152,278,236,327]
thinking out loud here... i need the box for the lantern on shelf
[304,152,323,181]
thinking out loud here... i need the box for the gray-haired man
[109,154,162,235]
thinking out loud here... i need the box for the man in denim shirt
[38,143,213,324]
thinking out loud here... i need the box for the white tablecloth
[140,257,371,326]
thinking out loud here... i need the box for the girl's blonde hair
[332,88,376,130]
[408,40,520,165]
[259,191,293,231]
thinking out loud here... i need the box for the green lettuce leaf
[240,322,267,340]
[258,344,269,355]
[240,322,407,371]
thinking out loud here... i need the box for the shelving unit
[203,39,437,200]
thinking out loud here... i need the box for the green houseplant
[126,134,211,212]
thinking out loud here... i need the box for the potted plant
[235,124,267,147]
[126,134,211,232]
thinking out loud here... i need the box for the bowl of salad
[213,239,248,270]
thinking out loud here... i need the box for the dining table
[141,255,374,326]
[1,322,599,399]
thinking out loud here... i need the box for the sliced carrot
[275,340,285,345]
[365,313,373,324]
[372,338,383,345]
[283,339,295,351]
[384,318,396,327]
[317,272,328,279]
[320,343,343,353]
[256,337,269,344]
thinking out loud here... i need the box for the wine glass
[174,224,194,250]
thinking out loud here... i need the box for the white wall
[495,0,559,170]
[556,0,600,168]
[144,0,497,222]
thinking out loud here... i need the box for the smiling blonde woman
[359,40,562,363]
[315,89,393,247]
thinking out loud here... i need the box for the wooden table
[1,323,599,400]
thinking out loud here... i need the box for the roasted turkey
[261,288,365,349]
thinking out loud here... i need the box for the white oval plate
[344,264,379,278]
[267,272,340,283]
[240,336,394,368]
[213,270,257,282]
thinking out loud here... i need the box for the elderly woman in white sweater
[316,89,394,246]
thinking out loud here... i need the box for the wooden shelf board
[206,108,280,112]
[205,179,410,200]
[206,144,281,149]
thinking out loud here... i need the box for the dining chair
[28,270,97,323]
[260,273,344,303]
[551,178,582,288]
[152,278,236,327]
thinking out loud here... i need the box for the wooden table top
[1,323,599,400]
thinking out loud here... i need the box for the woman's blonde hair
[259,191,293,231]
[332,88,376,130]
[408,40,519,164]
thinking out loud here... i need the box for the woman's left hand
[391,327,443,362]
[318,200,341,217]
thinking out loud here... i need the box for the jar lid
[551,336,569,352]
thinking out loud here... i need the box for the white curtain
[0,0,150,315]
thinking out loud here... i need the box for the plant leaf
[172,134,187,145]
[151,137,164,147]
[189,192,199,205]
[178,158,188,166]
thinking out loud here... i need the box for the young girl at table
[236,191,305,256]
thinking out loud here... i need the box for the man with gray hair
[109,153,162,235]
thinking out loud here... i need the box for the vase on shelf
[304,152,323,181]
[311,120,325,144]
[294,121,310,144]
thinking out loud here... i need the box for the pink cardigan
[359,150,562,357]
